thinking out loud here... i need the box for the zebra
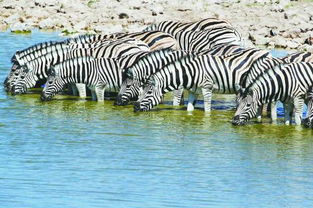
[5,30,176,91]
[115,49,187,106]
[303,87,313,128]
[116,44,247,107]
[133,48,270,112]
[40,51,148,101]
[144,18,242,51]
[11,39,151,95]
[175,26,242,52]
[232,62,313,126]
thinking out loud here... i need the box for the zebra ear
[126,68,133,78]
[48,66,56,76]
[147,76,156,86]
[21,65,29,73]
[235,84,244,94]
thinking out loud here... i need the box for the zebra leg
[172,87,184,106]
[284,102,293,125]
[187,92,197,112]
[202,87,213,112]
[75,83,87,98]
[293,97,305,125]
[95,85,106,102]
[270,102,277,122]
[71,84,79,96]
[256,105,263,120]
[88,86,97,101]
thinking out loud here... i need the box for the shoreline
[1,0,313,52]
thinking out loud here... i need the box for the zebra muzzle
[231,115,247,126]
[133,102,142,112]
[40,94,52,101]
[114,95,128,106]
[303,118,313,128]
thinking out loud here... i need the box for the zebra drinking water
[116,44,246,107]
[133,48,269,112]
[232,62,313,126]
[11,39,153,95]
[40,51,147,102]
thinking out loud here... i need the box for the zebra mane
[68,33,125,44]
[11,54,18,64]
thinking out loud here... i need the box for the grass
[11,30,32,34]
[61,29,78,36]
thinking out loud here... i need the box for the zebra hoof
[187,103,194,112]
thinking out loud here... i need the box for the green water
[0,31,313,208]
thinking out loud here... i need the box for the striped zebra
[175,26,242,52]
[116,44,246,106]
[303,87,313,128]
[144,18,242,52]
[11,39,151,95]
[5,30,176,92]
[133,48,270,112]
[232,62,313,126]
[40,51,147,101]
[115,49,187,106]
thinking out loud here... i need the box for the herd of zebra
[3,18,313,128]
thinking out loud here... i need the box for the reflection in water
[0,31,313,208]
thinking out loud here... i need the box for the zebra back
[282,52,313,63]
[144,18,231,36]
[175,26,242,52]
[126,49,187,82]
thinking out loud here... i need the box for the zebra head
[40,67,65,101]
[4,63,22,92]
[115,78,142,106]
[303,89,313,128]
[12,65,36,95]
[133,76,163,112]
[232,90,260,125]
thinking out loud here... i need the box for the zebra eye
[246,103,251,107]
[14,72,19,76]
[126,85,131,88]
[48,81,53,84]
[20,76,25,79]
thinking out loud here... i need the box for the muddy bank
[1,0,313,51]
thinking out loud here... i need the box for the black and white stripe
[11,39,152,95]
[133,48,269,112]
[233,62,313,126]
[41,51,147,101]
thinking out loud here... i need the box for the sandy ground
[1,0,313,51]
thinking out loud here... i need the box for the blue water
[0,31,313,208]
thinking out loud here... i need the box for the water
[0,31,313,208]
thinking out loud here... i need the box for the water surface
[0,31,313,208]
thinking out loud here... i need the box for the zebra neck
[252,69,284,104]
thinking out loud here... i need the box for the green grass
[11,30,32,34]
[61,29,78,36]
